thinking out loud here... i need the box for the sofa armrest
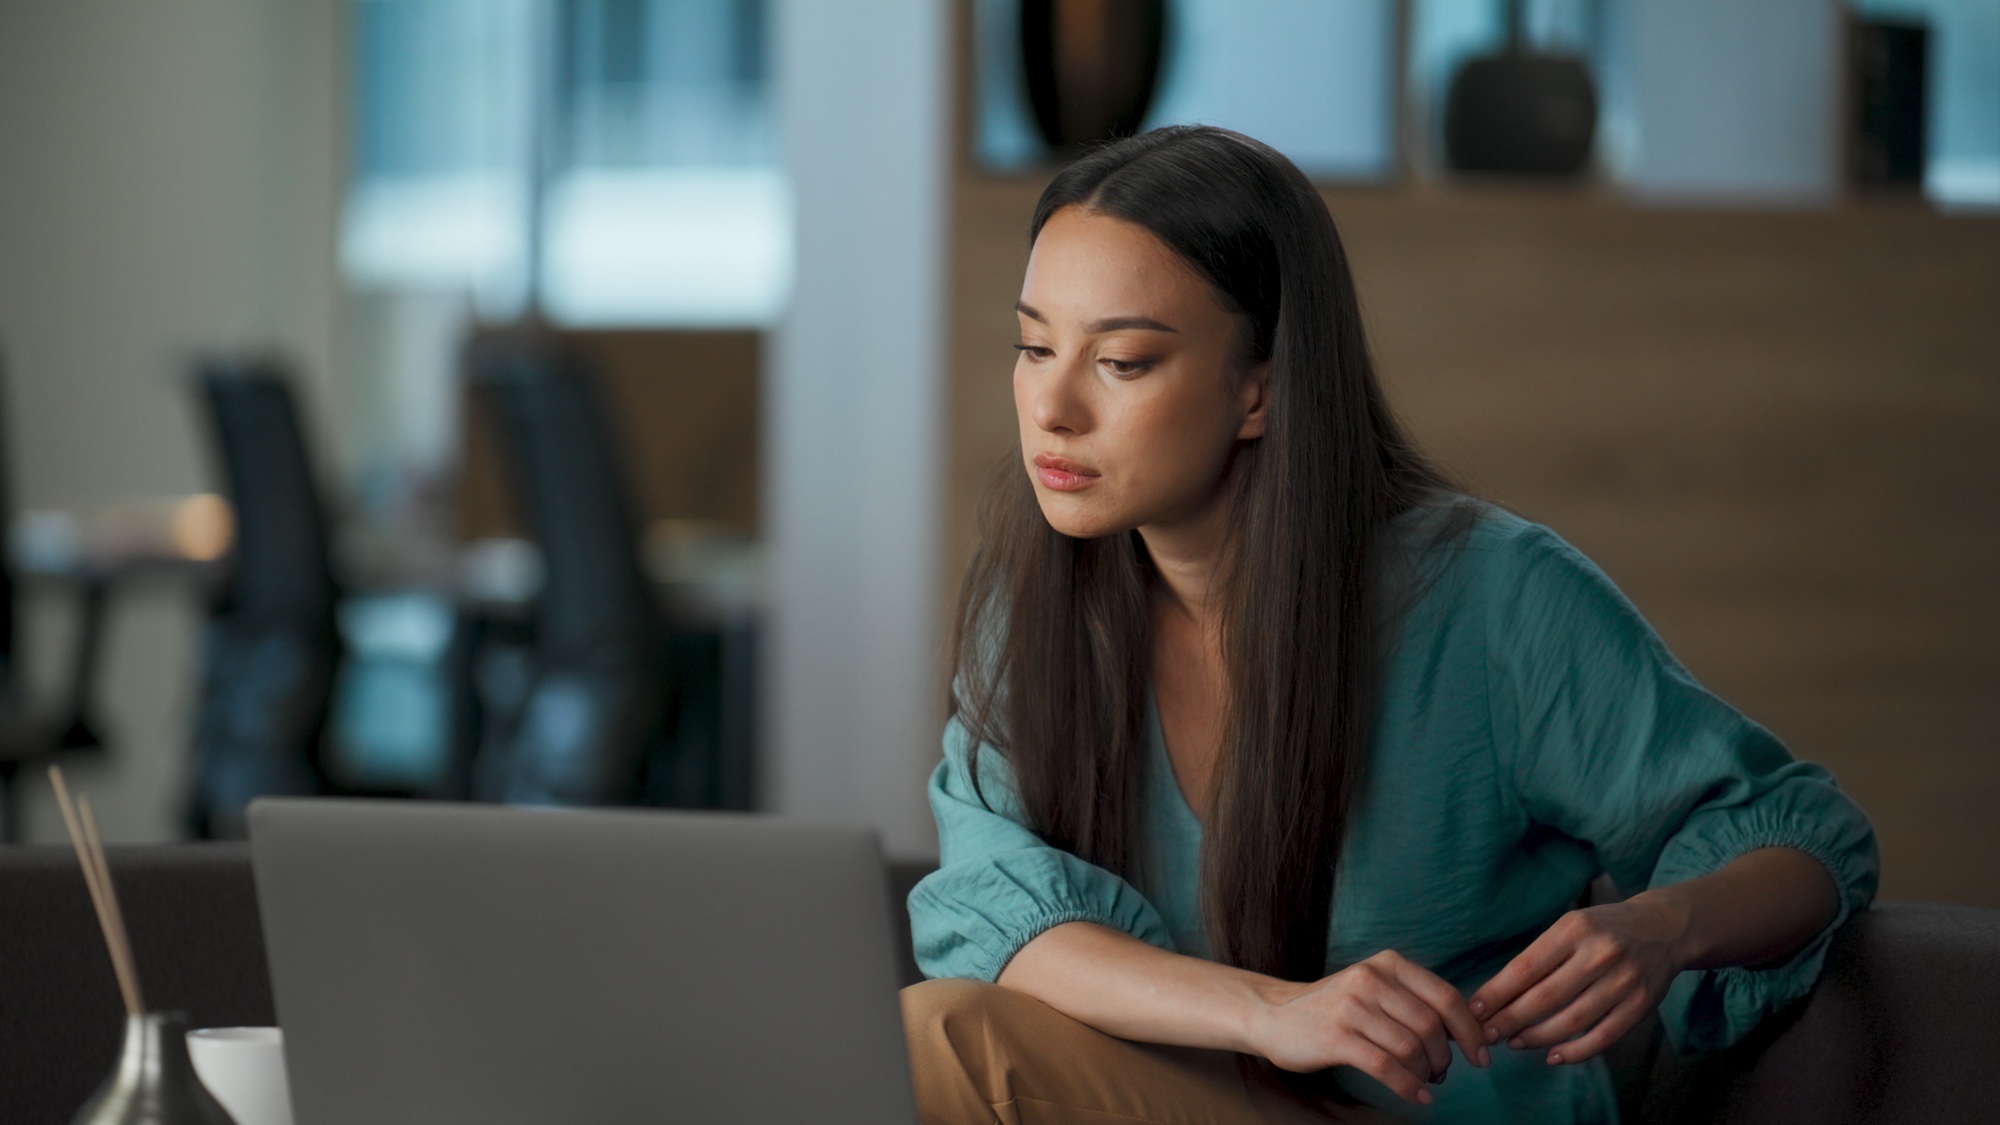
[1635,901,2000,1124]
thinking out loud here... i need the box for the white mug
[186,1026,294,1125]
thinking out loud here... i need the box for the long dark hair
[952,126,1464,987]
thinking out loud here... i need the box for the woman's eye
[1102,357,1151,377]
[1013,343,1052,360]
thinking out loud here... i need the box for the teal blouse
[908,507,1879,1124]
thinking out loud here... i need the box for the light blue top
[909,507,1879,1124]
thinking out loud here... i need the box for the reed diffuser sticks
[49,766,146,1016]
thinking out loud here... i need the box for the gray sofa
[2,844,1994,1124]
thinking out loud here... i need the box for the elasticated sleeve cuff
[1650,785,1880,1054]
[909,844,1177,982]
[910,714,1179,983]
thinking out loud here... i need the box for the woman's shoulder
[1384,498,1633,640]
[1390,499,1666,667]
[1387,497,1578,591]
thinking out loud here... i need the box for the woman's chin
[1035,492,1133,540]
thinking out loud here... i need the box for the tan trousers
[901,979,1400,1125]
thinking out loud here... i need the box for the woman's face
[1014,205,1268,540]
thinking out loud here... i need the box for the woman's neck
[1139,497,1232,630]
[1141,490,1236,823]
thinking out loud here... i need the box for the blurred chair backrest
[196,359,338,633]
[466,336,656,663]
[463,333,667,806]
[187,359,341,836]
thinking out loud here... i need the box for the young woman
[901,126,1878,1124]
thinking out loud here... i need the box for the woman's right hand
[1247,949,1492,1107]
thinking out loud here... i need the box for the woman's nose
[1031,357,1090,434]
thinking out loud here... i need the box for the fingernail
[1548,1052,1564,1066]
[1508,1037,1524,1050]
[1484,1026,1500,1045]
[1470,999,1485,1016]
[1477,1046,1491,1068]
[1417,1090,1434,1106]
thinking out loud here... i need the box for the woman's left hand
[1466,895,1690,1066]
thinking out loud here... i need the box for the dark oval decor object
[1020,0,1168,153]
[1444,53,1599,177]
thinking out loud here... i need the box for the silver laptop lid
[250,799,916,1125]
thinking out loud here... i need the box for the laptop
[249,798,918,1125]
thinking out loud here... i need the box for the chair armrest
[1636,901,2000,1124]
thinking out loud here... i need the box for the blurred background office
[0,0,1993,906]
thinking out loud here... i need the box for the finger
[1348,1043,1434,1107]
[1470,928,1574,1025]
[1546,990,1655,1067]
[1510,970,1632,1049]
[1385,956,1491,1067]
[1346,1023,1436,1106]
[1355,1003,1434,1082]
[1376,962,1484,1074]
[1370,987,1453,1082]
[1488,951,1599,1045]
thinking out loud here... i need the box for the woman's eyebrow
[1014,301,1178,334]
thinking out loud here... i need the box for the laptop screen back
[250,799,917,1125]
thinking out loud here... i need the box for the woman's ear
[1235,360,1272,441]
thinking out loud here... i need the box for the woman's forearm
[1637,845,1842,971]
[999,920,1493,1103]
[997,921,1283,1053]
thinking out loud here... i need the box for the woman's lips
[1033,453,1101,492]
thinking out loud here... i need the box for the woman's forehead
[1021,207,1226,329]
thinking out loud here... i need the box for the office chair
[463,333,686,807]
[185,359,341,838]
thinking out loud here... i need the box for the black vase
[1019,0,1167,153]
[1441,0,1597,177]
[1444,50,1598,177]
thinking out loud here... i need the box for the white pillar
[763,0,951,856]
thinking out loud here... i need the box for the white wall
[763,0,952,856]
[0,0,347,841]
